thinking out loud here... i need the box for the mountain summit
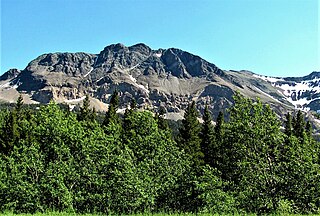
[0,43,319,119]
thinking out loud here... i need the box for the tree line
[0,91,319,214]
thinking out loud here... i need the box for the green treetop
[178,101,204,167]
[201,105,215,166]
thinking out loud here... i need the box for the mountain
[0,43,319,121]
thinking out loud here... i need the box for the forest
[0,91,319,215]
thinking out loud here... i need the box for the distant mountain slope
[0,43,319,121]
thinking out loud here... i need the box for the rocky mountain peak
[0,68,21,81]
[103,43,128,52]
[25,52,96,77]
[284,71,320,82]
[2,42,319,123]
[129,43,152,56]
[161,48,224,78]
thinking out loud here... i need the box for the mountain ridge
[0,43,319,121]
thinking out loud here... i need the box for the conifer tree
[110,89,120,109]
[15,94,24,114]
[284,112,293,137]
[305,121,312,138]
[293,110,305,139]
[215,111,224,143]
[178,101,204,167]
[201,105,215,166]
[155,106,169,131]
[123,98,138,134]
[78,94,94,122]
[213,111,225,169]
[0,96,26,155]
[0,111,18,155]
[130,98,137,110]
[103,90,120,127]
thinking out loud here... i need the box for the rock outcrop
[0,43,319,121]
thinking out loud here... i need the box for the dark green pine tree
[123,98,137,132]
[155,106,169,131]
[213,111,224,169]
[305,120,312,139]
[15,94,24,113]
[215,111,224,142]
[293,110,306,139]
[178,101,204,167]
[0,96,26,155]
[201,105,215,166]
[284,112,293,137]
[129,98,137,110]
[0,111,19,155]
[103,90,120,127]
[78,94,94,122]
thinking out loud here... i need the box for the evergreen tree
[305,120,312,138]
[293,110,305,139]
[0,111,18,155]
[103,90,120,127]
[213,111,225,170]
[130,98,137,110]
[15,94,24,114]
[78,94,94,122]
[0,96,25,155]
[110,89,120,109]
[123,98,138,138]
[201,105,215,166]
[284,112,293,137]
[215,111,224,144]
[155,106,169,131]
[178,101,204,167]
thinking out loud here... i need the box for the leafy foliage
[0,92,319,214]
[177,101,204,167]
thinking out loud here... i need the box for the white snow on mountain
[252,74,285,83]
[128,74,149,94]
[84,68,93,77]
[65,96,86,103]
[254,86,282,104]
[255,74,320,110]
[154,53,162,58]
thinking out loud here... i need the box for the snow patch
[254,87,282,104]
[253,74,285,83]
[0,79,21,89]
[128,74,149,94]
[84,68,93,77]
[253,73,320,110]
[69,104,76,111]
[96,77,104,82]
[84,56,98,77]
[275,82,320,94]
[116,108,127,114]
[0,82,11,88]
[313,118,320,125]
[129,74,137,83]
[64,96,86,103]
[154,53,162,58]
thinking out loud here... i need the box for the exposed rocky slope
[0,43,319,120]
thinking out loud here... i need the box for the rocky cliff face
[0,43,319,120]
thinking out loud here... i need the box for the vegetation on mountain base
[0,92,319,215]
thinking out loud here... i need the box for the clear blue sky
[1,0,319,77]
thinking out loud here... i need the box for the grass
[0,213,250,216]
[0,213,319,216]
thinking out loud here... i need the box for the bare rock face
[0,69,21,81]
[1,43,319,120]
